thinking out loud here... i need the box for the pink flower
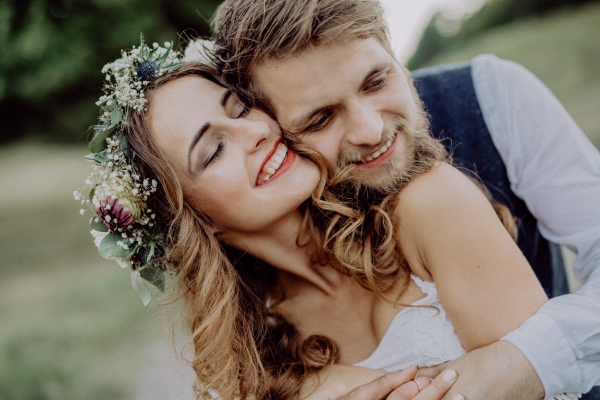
[93,176,145,232]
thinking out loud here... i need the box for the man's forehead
[252,38,395,129]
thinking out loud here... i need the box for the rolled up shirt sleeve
[472,54,600,397]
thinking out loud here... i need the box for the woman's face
[148,75,320,237]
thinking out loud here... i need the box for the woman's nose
[229,117,271,152]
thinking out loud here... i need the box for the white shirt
[472,54,600,398]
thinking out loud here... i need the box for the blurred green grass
[418,2,600,149]
[0,143,165,400]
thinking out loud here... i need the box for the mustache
[337,117,409,167]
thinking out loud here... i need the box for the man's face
[253,37,426,190]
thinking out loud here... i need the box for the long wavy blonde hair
[126,62,341,400]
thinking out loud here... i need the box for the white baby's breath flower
[183,39,215,64]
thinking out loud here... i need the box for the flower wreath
[74,34,185,305]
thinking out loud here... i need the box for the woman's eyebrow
[187,89,231,173]
[188,122,211,174]
[221,90,232,107]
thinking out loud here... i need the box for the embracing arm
[396,162,549,352]
[300,364,460,400]
[414,55,600,400]
[473,54,600,397]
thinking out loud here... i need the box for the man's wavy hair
[212,0,390,107]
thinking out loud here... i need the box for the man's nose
[345,100,384,147]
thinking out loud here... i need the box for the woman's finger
[386,377,432,400]
[388,369,460,400]
[341,366,418,400]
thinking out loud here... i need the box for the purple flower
[95,197,135,231]
[93,176,146,232]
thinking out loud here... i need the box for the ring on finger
[412,379,422,393]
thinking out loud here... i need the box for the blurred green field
[418,2,600,149]
[0,143,170,400]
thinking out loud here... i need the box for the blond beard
[333,101,448,196]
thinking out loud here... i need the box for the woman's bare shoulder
[393,162,497,279]
[396,163,483,213]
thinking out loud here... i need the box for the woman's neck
[218,209,343,295]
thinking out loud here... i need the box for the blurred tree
[407,0,599,69]
[0,0,220,143]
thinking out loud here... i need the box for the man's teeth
[258,143,288,185]
[365,136,394,162]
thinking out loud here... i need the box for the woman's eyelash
[238,104,250,118]
[206,143,224,168]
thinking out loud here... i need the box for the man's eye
[306,112,333,132]
[366,75,387,91]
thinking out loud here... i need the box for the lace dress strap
[410,274,439,304]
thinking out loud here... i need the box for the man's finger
[389,369,460,400]
[344,366,418,400]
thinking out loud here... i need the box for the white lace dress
[354,275,581,400]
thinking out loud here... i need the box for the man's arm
[418,341,545,400]
[459,54,600,398]
[302,364,461,400]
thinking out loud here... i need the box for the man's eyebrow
[288,105,331,133]
[188,122,211,174]
[288,62,394,132]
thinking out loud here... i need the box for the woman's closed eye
[226,91,251,119]
[205,142,224,168]
[237,103,250,118]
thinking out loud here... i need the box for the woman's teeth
[257,143,288,185]
[365,134,395,162]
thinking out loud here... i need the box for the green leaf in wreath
[99,232,133,259]
[111,108,122,126]
[120,134,131,157]
[89,125,116,153]
[90,217,108,232]
[89,187,95,202]
[140,266,165,292]
[84,153,109,165]
[132,270,152,306]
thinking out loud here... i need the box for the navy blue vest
[411,62,569,298]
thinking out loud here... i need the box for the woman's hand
[302,365,462,400]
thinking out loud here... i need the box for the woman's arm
[396,162,548,351]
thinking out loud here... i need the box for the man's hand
[417,341,545,400]
[304,364,462,400]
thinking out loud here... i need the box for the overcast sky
[379,0,488,62]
